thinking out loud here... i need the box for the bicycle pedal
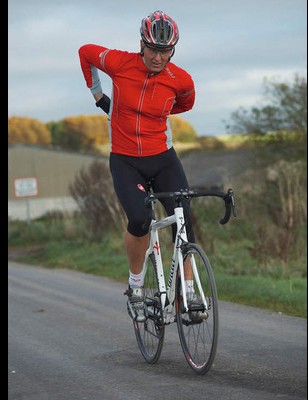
[127,299,148,323]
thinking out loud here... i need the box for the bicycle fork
[145,207,192,315]
[173,208,209,313]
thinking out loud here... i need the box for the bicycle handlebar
[144,187,236,226]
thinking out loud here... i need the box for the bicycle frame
[142,206,206,324]
[132,186,234,373]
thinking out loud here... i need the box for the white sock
[185,280,195,294]
[129,271,144,287]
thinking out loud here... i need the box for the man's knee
[127,218,149,237]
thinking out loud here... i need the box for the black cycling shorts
[109,147,195,242]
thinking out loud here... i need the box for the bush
[69,160,127,239]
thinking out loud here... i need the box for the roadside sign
[14,177,38,198]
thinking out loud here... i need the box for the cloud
[8,0,307,136]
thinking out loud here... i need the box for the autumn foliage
[8,116,52,145]
[8,114,197,151]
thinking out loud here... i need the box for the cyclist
[79,10,196,322]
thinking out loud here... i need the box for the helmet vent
[140,10,179,48]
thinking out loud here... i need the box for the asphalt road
[8,261,307,400]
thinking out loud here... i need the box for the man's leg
[125,231,149,276]
[124,231,149,322]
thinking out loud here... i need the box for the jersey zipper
[136,74,150,157]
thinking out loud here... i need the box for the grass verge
[8,240,307,318]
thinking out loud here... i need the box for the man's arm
[78,46,110,114]
[170,88,195,114]
[170,72,195,114]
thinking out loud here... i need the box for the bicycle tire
[175,243,219,375]
[133,253,165,363]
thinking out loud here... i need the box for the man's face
[141,42,173,73]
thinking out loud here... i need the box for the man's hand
[96,94,111,114]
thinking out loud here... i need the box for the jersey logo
[166,67,176,79]
[137,184,145,192]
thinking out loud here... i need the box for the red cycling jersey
[78,44,195,157]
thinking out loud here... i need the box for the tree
[53,115,109,151]
[8,116,52,145]
[170,115,198,142]
[224,73,307,135]
[8,113,198,152]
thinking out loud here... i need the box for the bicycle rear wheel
[133,253,165,363]
[176,243,219,375]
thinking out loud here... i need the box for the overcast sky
[8,0,307,136]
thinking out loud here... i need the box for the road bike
[126,181,235,375]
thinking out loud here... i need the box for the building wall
[8,145,108,220]
[8,196,79,221]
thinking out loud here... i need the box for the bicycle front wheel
[133,253,165,364]
[176,243,219,375]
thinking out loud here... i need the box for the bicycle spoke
[176,243,219,375]
[132,253,165,363]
